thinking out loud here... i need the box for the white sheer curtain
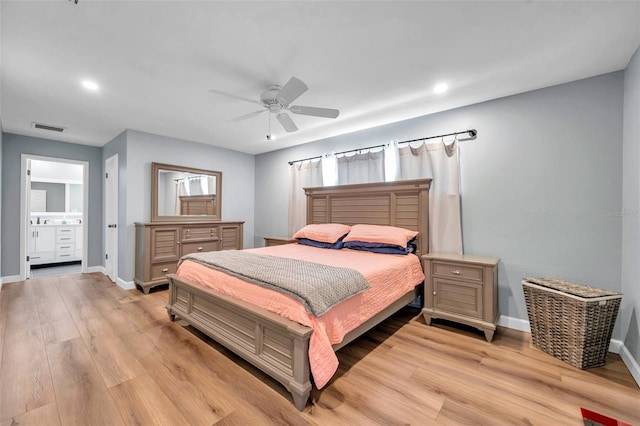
[207,176,215,194]
[336,149,384,184]
[174,179,189,215]
[288,160,324,236]
[189,176,203,195]
[396,139,462,254]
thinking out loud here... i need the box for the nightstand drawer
[432,261,483,282]
[264,237,297,247]
[433,278,482,319]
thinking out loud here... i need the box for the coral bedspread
[176,244,425,388]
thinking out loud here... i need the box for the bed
[165,179,431,410]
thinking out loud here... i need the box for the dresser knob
[452,269,461,275]
[162,268,168,273]
[433,291,437,295]
[197,247,203,251]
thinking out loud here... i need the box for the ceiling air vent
[32,122,66,132]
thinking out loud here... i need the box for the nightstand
[421,253,500,342]
[264,236,297,247]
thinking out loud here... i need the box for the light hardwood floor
[0,272,638,425]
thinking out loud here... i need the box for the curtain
[189,177,203,195]
[174,179,189,215]
[288,160,323,236]
[337,149,384,185]
[397,139,462,254]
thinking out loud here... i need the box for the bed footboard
[166,274,313,411]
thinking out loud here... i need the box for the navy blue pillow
[297,237,345,249]
[344,239,417,255]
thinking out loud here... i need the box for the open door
[105,154,118,282]
[24,158,33,279]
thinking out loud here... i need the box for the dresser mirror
[151,162,222,222]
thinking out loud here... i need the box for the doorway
[20,155,89,280]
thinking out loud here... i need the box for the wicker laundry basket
[522,278,621,369]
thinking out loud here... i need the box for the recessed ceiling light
[81,80,99,91]
[434,83,448,94]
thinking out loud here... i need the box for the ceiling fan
[209,76,339,135]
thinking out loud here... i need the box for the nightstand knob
[197,247,203,251]
[452,269,462,275]
[433,291,437,295]
[162,268,168,273]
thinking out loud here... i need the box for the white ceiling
[2,1,639,155]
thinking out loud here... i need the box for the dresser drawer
[432,261,483,282]
[182,226,218,242]
[181,241,219,256]
[150,261,178,281]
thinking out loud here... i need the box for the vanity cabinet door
[35,227,56,252]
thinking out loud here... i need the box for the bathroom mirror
[151,162,222,222]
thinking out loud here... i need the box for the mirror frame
[151,162,222,222]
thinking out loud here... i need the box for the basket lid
[524,278,621,298]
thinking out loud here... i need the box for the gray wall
[121,130,255,282]
[255,72,625,336]
[31,182,65,212]
[622,47,640,368]
[1,133,103,274]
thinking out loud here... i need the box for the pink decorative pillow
[343,224,419,248]
[292,223,352,244]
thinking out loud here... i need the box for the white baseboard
[608,339,623,354]
[1,275,22,286]
[116,277,135,290]
[498,315,530,332]
[618,343,640,387]
[86,265,105,274]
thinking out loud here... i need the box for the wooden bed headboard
[304,179,431,257]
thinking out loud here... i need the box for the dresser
[421,253,500,342]
[134,221,244,294]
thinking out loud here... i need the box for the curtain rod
[174,174,207,182]
[287,129,477,165]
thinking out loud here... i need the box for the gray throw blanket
[180,250,370,316]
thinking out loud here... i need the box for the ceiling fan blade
[277,76,308,106]
[208,89,263,105]
[228,110,266,122]
[289,105,340,119]
[276,112,298,132]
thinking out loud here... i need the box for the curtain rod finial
[468,129,477,138]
